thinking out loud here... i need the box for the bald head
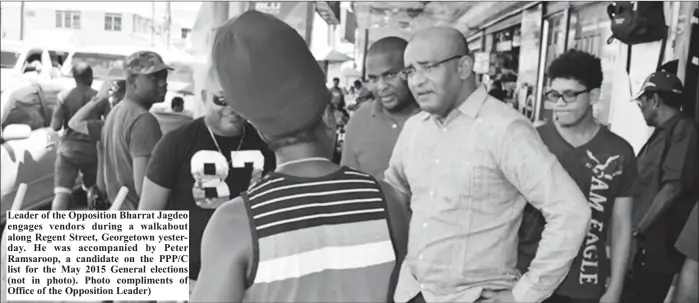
[72,62,93,85]
[410,27,469,58]
[403,27,475,118]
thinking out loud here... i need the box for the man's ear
[200,90,208,105]
[458,55,474,80]
[589,88,601,105]
[651,92,662,108]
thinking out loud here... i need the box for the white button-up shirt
[385,86,591,303]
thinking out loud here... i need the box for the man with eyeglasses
[138,64,275,292]
[100,51,169,210]
[518,50,638,303]
[341,37,420,180]
[385,27,591,303]
[620,71,698,303]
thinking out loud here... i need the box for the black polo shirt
[634,113,698,273]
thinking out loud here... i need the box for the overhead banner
[248,2,315,45]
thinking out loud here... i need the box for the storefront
[469,1,628,124]
[469,7,527,109]
[537,2,623,125]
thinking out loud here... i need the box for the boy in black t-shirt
[138,65,275,288]
[518,50,639,303]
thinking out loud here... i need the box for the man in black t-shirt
[138,65,275,287]
[518,50,638,303]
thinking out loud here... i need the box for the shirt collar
[419,85,488,121]
[372,99,423,119]
[457,85,488,118]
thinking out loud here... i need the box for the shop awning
[314,49,353,62]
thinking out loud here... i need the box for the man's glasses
[202,90,228,107]
[400,55,464,80]
[544,89,591,104]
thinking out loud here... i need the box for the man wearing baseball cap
[191,11,409,302]
[622,71,699,303]
[101,51,172,210]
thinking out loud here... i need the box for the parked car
[1,40,71,93]
[56,46,143,91]
[0,81,83,224]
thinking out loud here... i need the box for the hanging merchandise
[606,1,667,45]
[513,27,522,47]
[473,52,491,74]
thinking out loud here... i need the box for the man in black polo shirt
[518,50,638,303]
[621,71,699,303]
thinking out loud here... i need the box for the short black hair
[171,96,184,108]
[353,80,362,87]
[332,77,340,82]
[368,36,408,57]
[548,49,603,90]
[265,105,334,151]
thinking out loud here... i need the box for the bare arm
[606,197,633,298]
[132,157,150,197]
[498,119,591,303]
[340,113,360,169]
[675,257,699,303]
[674,203,699,303]
[191,197,252,302]
[129,114,163,198]
[51,104,64,131]
[138,177,170,210]
[378,181,410,301]
[138,131,182,210]
[67,97,105,135]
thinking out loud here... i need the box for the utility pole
[19,1,25,40]
[165,1,171,49]
[151,2,156,47]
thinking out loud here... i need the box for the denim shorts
[54,152,98,194]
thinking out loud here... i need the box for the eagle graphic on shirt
[583,150,623,181]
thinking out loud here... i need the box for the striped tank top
[241,166,397,302]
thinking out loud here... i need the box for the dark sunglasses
[202,90,228,107]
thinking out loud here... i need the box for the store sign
[249,2,313,44]
[316,1,341,25]
[255,2,282,14]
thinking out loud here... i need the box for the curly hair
[547,49,603,90]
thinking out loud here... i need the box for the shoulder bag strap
[656,27,669,71]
